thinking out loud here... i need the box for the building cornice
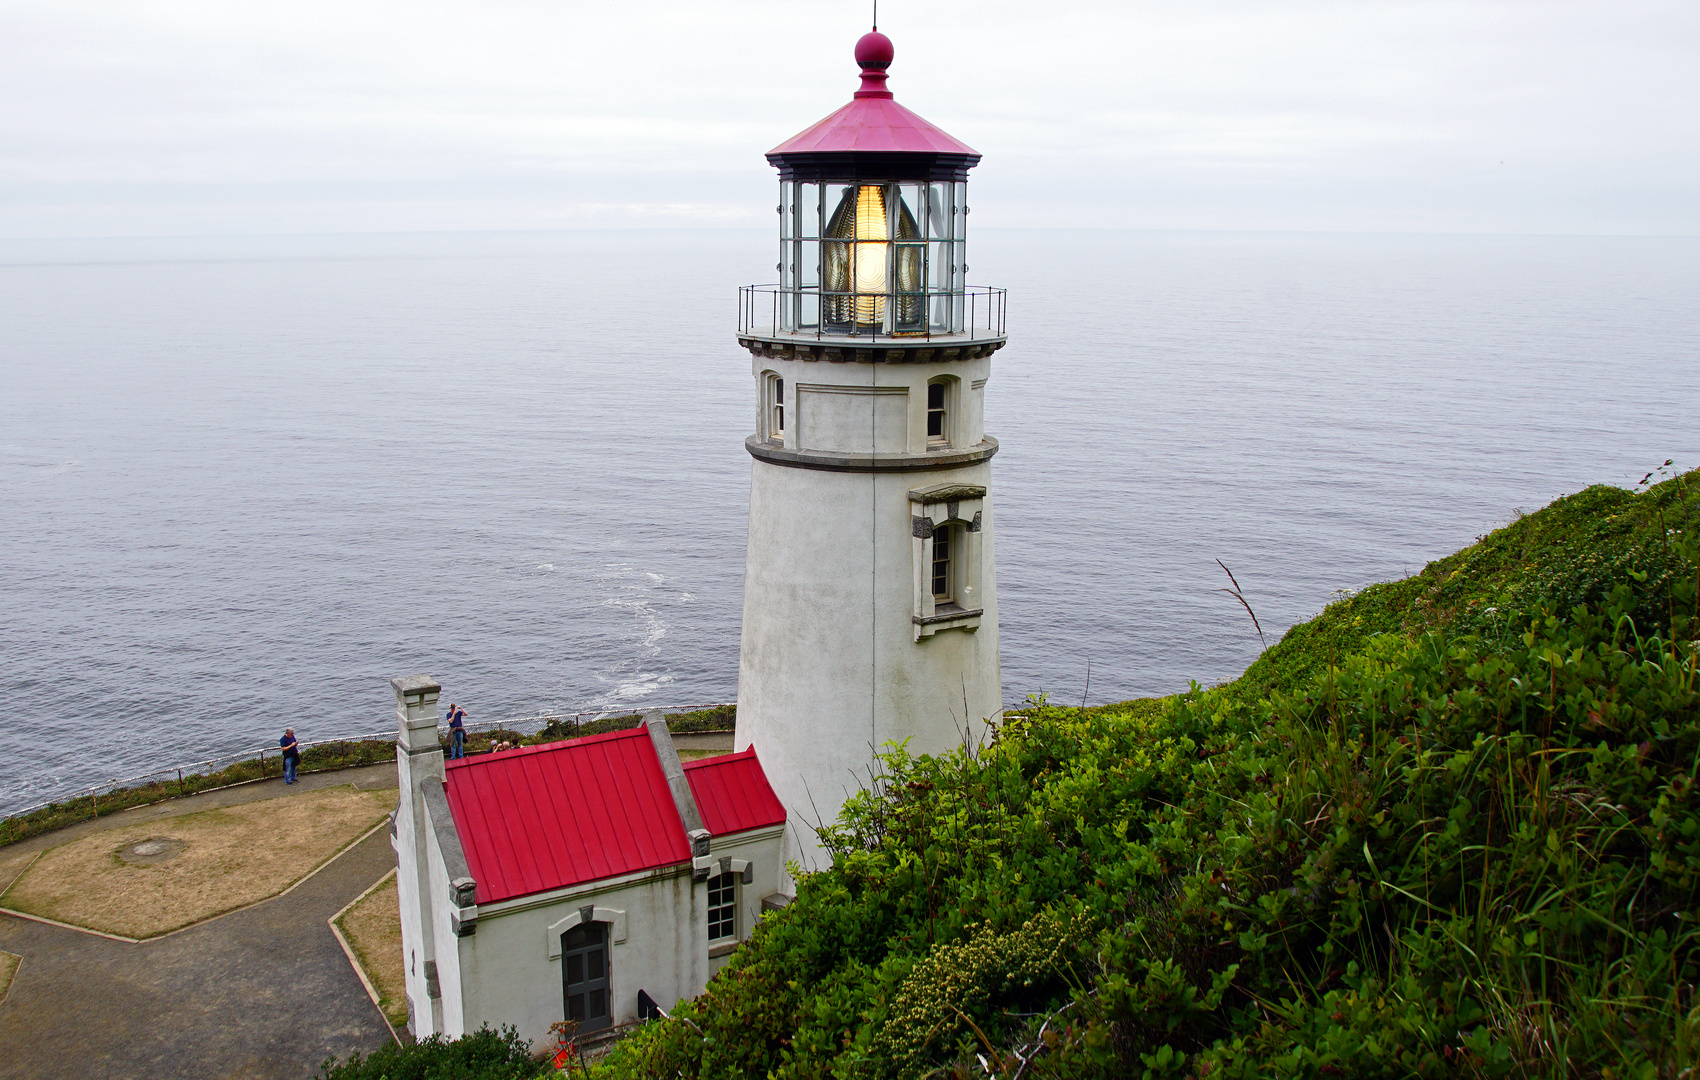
[747,435,997,474]
[739,336,1004,364]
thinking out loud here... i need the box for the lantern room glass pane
[797,182,822,239]
[927,183,952,240]
[797,239,820,288]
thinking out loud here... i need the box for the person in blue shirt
[447,704,466,759]
[280,728,301,784]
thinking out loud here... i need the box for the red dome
[855,31,894,68]
[765,31,980,167]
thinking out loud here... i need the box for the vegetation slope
[593,466,1700,1080]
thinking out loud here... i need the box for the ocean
[1,228,1695,816]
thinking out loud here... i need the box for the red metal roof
[684,748,789,836]
[443,730,788,904]
[768,32,978,159]
[444,728,688,905]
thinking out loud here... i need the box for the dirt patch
[336,872,406,1030]
[676,749,723,762]
[0,950,17,1005]
[116,837,188,866]
[1,785,394,939]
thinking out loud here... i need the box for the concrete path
[0,766,400,1080]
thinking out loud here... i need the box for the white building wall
[737,351,1002,875]
[389,675,445,1039]
[424,816,468,1037]
[456,866,699,1052]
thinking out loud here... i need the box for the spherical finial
[855,31,894,70]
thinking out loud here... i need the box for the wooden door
[561,922,612,1033]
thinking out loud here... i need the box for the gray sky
[3,0,1696,238]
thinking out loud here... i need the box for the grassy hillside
[597,467,1700,1080]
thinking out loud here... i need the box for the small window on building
[707,873,737,941]
[926,380,947,445]
[931,526,953,604]
[771,376,785,441]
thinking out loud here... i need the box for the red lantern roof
[767,31,980,177]
[443,728,786,904]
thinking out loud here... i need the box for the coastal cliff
[590,467,1700,1079]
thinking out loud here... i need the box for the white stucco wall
[409,822,785,1053]
[737,351,1002,875]
[390,677,445,1038]
[423,812,468,1037]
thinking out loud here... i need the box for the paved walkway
[0,766,400,1080]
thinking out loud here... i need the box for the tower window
[764,373,785,442]
[926,381,946,444]
[931,527,952,603]
[707,873,737,941]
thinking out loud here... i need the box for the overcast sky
[3,0,1696,238]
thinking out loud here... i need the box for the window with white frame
[707,872,737,941]
[763,372,785,443]
[931,523,955,604]
[925,376,959,448]
[926,380,947,445]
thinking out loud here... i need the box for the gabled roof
[442,728,787,905]
[685,748,788,836]
[444,728,687,905]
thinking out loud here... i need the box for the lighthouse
[734,28,1007,872]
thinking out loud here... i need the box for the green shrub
[316,1026,547,1080]
[595,468,1700,1080]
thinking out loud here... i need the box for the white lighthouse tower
[734,28,1007,871]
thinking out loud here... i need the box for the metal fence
[2,702,734,824]
[737,284,1006,343]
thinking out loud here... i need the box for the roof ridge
[682,745,757,770]
[443,724,648,769]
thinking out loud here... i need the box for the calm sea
[1,229,1696,816]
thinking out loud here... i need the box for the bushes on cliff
[595,469,1699,1079]
[315,1026,547,1080]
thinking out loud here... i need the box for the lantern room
[741,30,1004,341]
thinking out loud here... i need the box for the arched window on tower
[763,372,785,443]
[926,377,955,447]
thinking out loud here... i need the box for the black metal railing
[737,284,1006,343]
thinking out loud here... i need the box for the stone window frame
[546,905,628,957]
[706,857,753,958]
[909,483,986,640]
